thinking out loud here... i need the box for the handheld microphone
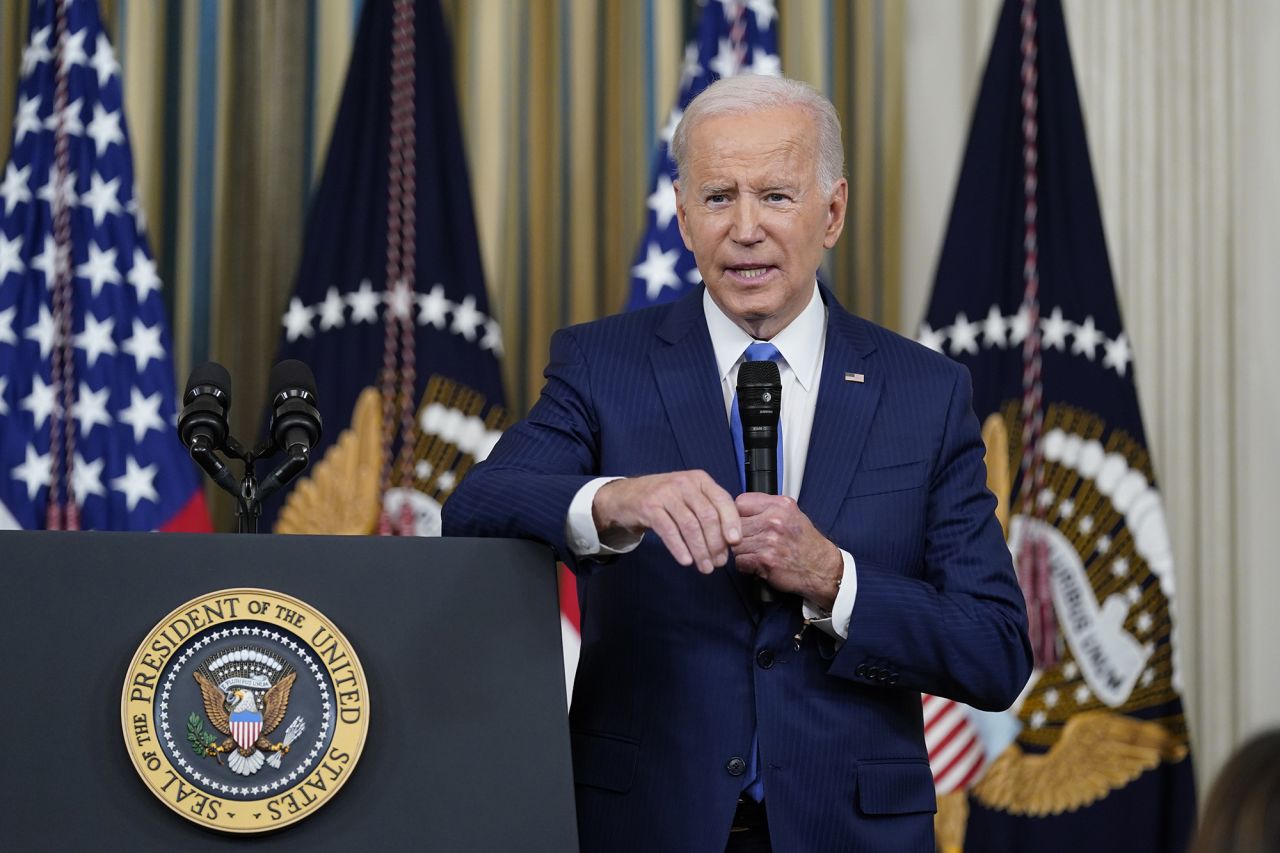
[736,359,781,603]
[737,359,781,495]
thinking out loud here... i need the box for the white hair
[670,75,845,194]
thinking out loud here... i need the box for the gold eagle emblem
[193,669,298,762]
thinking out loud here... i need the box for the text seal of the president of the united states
[121,588,369,832]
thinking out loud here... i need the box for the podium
[0,531,578,851]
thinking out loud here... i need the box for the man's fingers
[703,479,742,546]
[649,510,694,568]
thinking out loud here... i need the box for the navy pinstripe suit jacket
[442,285,1032,853]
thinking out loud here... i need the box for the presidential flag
[919,1,1195,849]
[268,0,505,538]
[625,0,780,311]
[0,0,209,532]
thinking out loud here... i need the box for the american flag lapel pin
[844,372,865,383]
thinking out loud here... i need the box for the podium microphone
[178,362,238,495]
[736,359,781,602]
[256,360,323,499]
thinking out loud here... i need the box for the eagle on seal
[193,670,297,776]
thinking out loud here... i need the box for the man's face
[675,106,847,340]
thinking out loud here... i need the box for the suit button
[887,674,899,686]
[726,757,747,776]
[856,664,868,677]
[756,649,775,669]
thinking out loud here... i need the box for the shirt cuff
[802,548,857,641]
[566,477,644,557]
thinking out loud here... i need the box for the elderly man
[442,75,1031,853]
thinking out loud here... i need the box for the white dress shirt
[565,283,857,638]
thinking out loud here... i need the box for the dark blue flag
[920,1,1195,850]
[625,0,780,311]
[0,0,209,532]
[269,0,505,536]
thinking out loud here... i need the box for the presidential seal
[121,589,369,833]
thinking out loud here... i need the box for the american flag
[0,0,208,532]
[625,0,781,312]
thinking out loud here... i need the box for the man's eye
[706,194,729,204]
[766,192,789,203]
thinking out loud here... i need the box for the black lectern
[0,531,578,851]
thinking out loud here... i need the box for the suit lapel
[798,292,883,536]
[650,288,758,618]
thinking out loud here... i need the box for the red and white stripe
[231,720,262,752]
[923,694,986,794]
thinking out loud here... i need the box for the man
[442,75,1031,853]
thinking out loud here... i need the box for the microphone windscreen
[185,361,232,404]
[268,359,318,399]
[738,359,781,388]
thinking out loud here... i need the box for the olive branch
[186,713,218,758]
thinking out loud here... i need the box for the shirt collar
[703,283,826,392]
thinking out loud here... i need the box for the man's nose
[730,201,764,245]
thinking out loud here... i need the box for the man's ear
[823,178,849,250]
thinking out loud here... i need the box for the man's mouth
[727,265,774,281]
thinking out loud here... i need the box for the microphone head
[183,361,232,406]
[268,359,318,403]
[737,359,781,389]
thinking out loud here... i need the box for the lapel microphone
[737,359,781,603]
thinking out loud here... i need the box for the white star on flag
[450,295,484,341]
[36,167,77,209]
[982,304,1007,348]
[29,235,58,285]
[74,382,112,436]
[0,376,8,416]
[1102,333,1131,377]
[0,307,15,346]
[479,317,504,357]
[747,0,778,29]
[126,248,161,301]
[948,312,980,355]
[11,444,51,501]
[709,38,742,79]
[117,387,165,443]
[317,286,346,331]
[0,163,32,215]
[21,25,51,76]
[80,172,122,225]
[1040,306,1070,350]
[74,313,117,367]
[632,242,681,300]
[647,174,678,230]
[43,97,83,136]
[0,233,25,282]
[660,109,682,145]
[86,104,124,156]
[282,297,315,341]
[121,318,165,370]
[59,27,90,71]
[24,304,58,359]
[346,280,380,324]
[417,284,451,329]
[1071,315,1102,360]
[751,48,781,77]
[14,95,42,145]
[76,241,122,296]
[384,278,415,320]
[21,375,60,430]
[71,452,106,499]
[90,32,120,87]
[111,455,159,511]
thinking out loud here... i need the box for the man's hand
[592,471,741,574]
[734,493,843,609]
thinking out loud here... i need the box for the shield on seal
[229,700,264,751]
